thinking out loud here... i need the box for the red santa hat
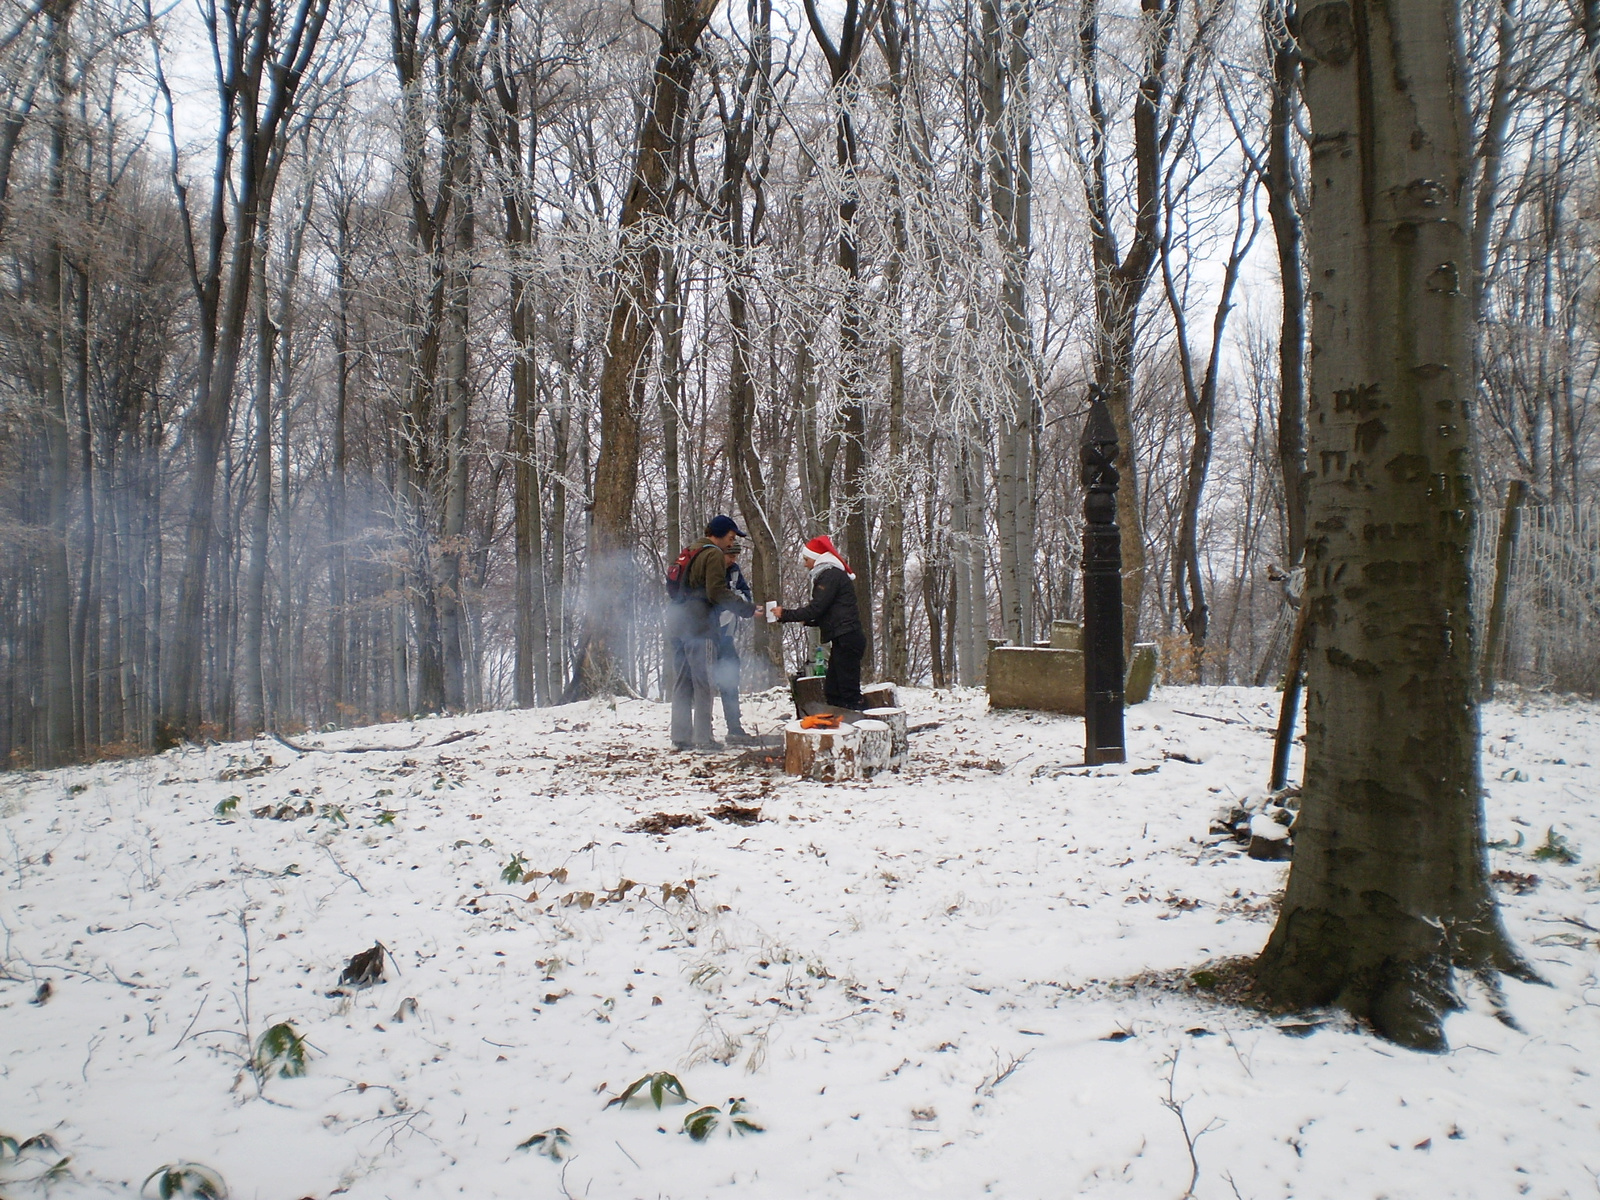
[803,535,853,575]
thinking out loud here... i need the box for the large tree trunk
[239,239,276,733]
[879,0,917,683]
[1264,0,1308,564]
[1254,0,1530,1050]
[36,3,75,766]
[157,0,330,742]
[803,0,880,675]
[1077,0,1182,655]
[717,0,784,688]
[659,246,684,557]
[979,0,1037,648]
[328,194,353,723]
[575,0,720,698]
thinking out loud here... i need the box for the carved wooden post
[1081,385,1126,764]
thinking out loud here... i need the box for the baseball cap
[706,515,747,538]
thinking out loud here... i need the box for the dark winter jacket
[675,541,756,633]
[779,566,861,642]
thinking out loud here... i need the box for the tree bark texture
[715,0,785,686]
[157,0,330,741]
[980,0,1037,648]
[1264,0,1309,563]
[803,0,881,676]
[1077,0,1174,655]
[1255,0,1529,1049]
[578,0,720,697]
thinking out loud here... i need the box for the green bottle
[812,646,828,677]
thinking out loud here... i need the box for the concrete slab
[1050,621,1083,651]
[986,646,1085,715]
[1125,642,1159,705]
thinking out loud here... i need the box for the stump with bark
[863,707,907,771]
[853,719,892,776]
[784,720,860,781]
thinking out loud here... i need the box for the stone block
[1050,620,1083,651]
[1125,642,1159,705]
[986,646,1085,715]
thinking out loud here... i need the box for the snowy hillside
[2,686,1598,1199]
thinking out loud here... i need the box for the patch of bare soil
[629,811,706,835]
[1117,955,1266,1010]
[707,802,763,825]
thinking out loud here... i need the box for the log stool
[783,719,860,781]
[862,707,907,771]
[854,719,892,776]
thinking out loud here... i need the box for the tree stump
[861,683,898,711]
[784,720,860,781]
[791,674,827,717]
[863,707,907,771]
[854,719,891,776]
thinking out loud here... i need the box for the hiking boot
[726,730,759,746]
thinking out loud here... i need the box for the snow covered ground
[2,685,1598,1200]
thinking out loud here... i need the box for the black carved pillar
[1081,385,1126,764]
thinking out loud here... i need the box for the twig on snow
[171,987,211,1050]
[1160,1047,1222,1199]
[321,841,368,893]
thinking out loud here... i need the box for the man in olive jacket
[668,515,756,750]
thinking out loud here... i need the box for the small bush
[515,1128,571,1160]
[251,1022,309,1078]
[141,1162,229,1199]
[1532,827,1579,865]
[684,1098,764,1141]
[608,1071,690,1110]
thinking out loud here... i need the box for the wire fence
[1476,499,1600,696]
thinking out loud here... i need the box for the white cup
[765,601,780,623]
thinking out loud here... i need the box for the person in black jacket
[774,534,865,711]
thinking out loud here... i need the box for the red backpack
[665,545,705,602]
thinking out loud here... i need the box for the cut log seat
[784,719,860,781]
[862,707,907,771]
[854,719,892,776]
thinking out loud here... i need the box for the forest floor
[2,685,1598,1199]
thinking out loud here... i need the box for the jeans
[667,605,716,746]
[714,633,744,733]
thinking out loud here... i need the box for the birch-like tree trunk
[803,0,882,674]
[979,0,1037,647]
[1255,0,1531,1049]
[717,0,785,686]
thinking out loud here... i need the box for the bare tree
[802,0,883,672]
[573,0,721,698]
[1255,0,1532,1049]
[151,0,333,742]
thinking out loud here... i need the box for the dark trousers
[824,628,866,710]
[714,633,744,733]
[667,604,715,746]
